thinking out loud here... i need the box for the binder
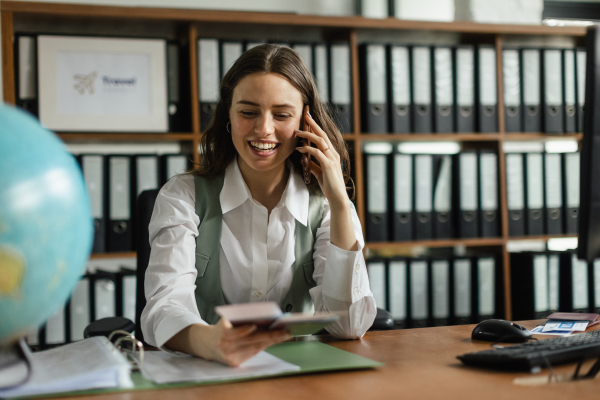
[118,268,137,322]
[542,49,564,133]
[455,152,479,238]
[505,153,526,236]
[314,43,330,105]
[576,49,586,132]
[476,45,498,133]
[357,0,389,18]
[510,252,550,320]
[198,38,220,132]
[330,43,353,133]
[16,35,39,117]
[430,259,450,326]
[524,152,545,236]
[592,259,600,313]
[502,48,522,132]
[454,45,475,132]
[364,143,392,242]
[544,152,564,234]
[292,43,313,74]
[80,154,106,254]
[106,155,133,252]
[408,259,429,328]
[134,155,159,198]
[563,152,580,234]
[521,48,542,132]
[478,151,499,237]
[475,257,496,322]
[388,45,411,133]
[414,154,433,240]
[433,154,453,239]
[69,276,91,342]
[388,258,408,328]
[44,304,67,346]
[220,40,243,78]
[559,252,589,313]
[411,46,432,133]
[392,150,413,241]
[166,41,191,132]
[452,257,472,325]
[360,44,388,133]
[92,270,118,321]
[160,153,190,185]
[548,253,561,313]
[432,46,454,133]
[367,259,387,312]
[563,49,577,133]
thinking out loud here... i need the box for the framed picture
[37,35,168,132]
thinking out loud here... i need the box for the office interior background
[2,0,600,347]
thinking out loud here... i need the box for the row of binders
[359,44,585,134]
[26,269,137,349]
[198,39,353,133]
[505,151,579,237]
[367,255,502,328]
[510,251,600,320]
[364,144,499,242]
[76,153,191,253]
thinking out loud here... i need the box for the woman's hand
[295,112,358,252]
[166,319,291,367]
[295,112,348,209]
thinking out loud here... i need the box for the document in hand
[215,302,340,336]
[0,336,133,399]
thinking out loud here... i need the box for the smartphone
[300,105,312,185]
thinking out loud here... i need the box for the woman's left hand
[295,113,348,208]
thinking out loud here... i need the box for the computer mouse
[471,319,533,343]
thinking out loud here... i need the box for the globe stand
[0,338,31,389]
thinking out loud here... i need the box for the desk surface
[52,321,600,400]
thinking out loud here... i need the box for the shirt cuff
[154,311,207,351]
[321,244,369,303]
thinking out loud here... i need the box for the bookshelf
[1,1,586,320]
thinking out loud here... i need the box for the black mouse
[471,319,532,343]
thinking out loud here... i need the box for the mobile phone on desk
[300,104,312,185]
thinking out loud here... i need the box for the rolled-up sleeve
[309,200,377,339]
[140,175,207,349]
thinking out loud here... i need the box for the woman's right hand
[166,319,291,367]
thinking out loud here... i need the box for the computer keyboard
[458,330,600,371]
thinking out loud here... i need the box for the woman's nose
[255,113,275,135]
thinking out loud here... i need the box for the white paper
[531,325,572,336]
[542,321,588,333]
[138,350,300,385]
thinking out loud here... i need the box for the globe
[0,104,93,345]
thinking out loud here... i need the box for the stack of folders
[367,255,502,329]
[510,251,600,320]
[363,143,500,242]
[14,35,191,132]
[197,39,353,133]
[27,269,137,350]
[504,150,580,237]
[502,47,585,133]
[358,43,499,133]
[76,153,191,253]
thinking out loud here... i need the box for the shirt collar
[219,158,310,226]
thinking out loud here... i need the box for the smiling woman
[140,44,376,367]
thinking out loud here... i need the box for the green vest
[193,174,325,325]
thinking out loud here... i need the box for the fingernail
[307,111,313,119]
[294,129,301,133]
[296,147,303,151]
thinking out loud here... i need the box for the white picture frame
[37,35,168,132]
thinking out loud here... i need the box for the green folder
[18,341,383,399]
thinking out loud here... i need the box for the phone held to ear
[300,105,312,185]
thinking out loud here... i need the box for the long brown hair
[193,44,352,196]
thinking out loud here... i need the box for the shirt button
[352,287,359,296]
[354,264,360,272]
[255,291,262,298]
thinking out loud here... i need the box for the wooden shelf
[503,133,583,141]
[57,133,198,141]
[89,252,136,259]
[2,1,587,36]
[506,234,578,242]
[365,237,505,250]
[359,133,501,141]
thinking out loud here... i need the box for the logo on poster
[73,72,98,95]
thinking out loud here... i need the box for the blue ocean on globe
[0,104,93,345]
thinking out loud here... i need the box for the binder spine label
[564,49,576,107]
[522,49,540,106]
[315,45,329,103]
[410,261,428,320]
[454,259,471,317]
[136,157,158,196]
[432,260,449,319]
[544,50,563,106]
[83,156,104,219]
[548,255,560,310]
[412,47,431,105]
[394,154,413,212]
[415,155,433,213]
[533,255,549,312]
[478,258,495,316]
[367,45,387,104]
[502,50,520,107]
[459,153,478,211]
[331,44,351,105]
[367,261,386,311]
[456,48,474,107]
[18,36,37,99]
[391,47,410,106]
[389,261,407,320]
[434,47,453,106]
[572,254,589,310]
[577,51,587,107]
[506,154,525,210]
[565,152,580,208]
[480,153,498,211]
[198,39,219,102]
[526,153,544,209]
[545,153,563,209]
[222,42,243,77]
[478,47,497,106]
[594,260,600,308]
[433,155,451,212]
[367,155,388,213]
[109,157,131,220]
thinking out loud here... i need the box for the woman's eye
[275,114,291,119]
[241,111,256,117]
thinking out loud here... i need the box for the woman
[141,44,376,366]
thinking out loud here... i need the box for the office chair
[86,188,393,342]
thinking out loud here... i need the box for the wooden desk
[52,321,600,400]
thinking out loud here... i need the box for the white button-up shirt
[141,160,376,349]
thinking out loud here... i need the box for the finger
[305,112,333,148]
[296,144,335,165]
[295,130,334,156]
[222,324,258,339]
[220,331,291,357]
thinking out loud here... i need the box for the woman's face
[229,72,303,177]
